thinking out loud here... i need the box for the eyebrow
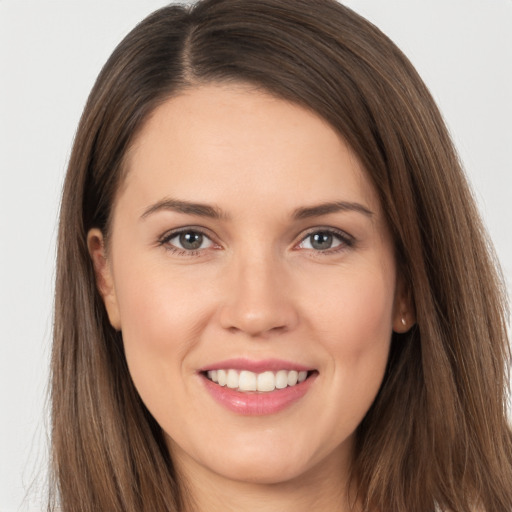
[140,198,373,221]
[141,198,227,220]
[292,201,374,219]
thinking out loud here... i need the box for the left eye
[298,230,349,251]
[164,230,214,251]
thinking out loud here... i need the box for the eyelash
[296,227,355,256]
[157,227,355,257]
[157,227,217,257]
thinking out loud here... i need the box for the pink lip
[199,358,312,373]
[199,363,318,416]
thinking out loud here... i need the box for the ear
[87,228,121,331]
[392,276,416,333]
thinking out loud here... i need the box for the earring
[401,316,407,327]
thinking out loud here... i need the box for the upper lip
[199,358,314,373]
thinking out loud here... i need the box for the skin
[88,83,411,512]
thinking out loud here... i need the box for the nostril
[219,305,297,338]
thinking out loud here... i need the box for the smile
[205,369,309,392]
[199,361,318,415]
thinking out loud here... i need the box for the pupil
[179,232,203,250]
[311,232,332,250]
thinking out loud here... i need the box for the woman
[50,0,512,510]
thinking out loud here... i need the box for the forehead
[119,83,380,218]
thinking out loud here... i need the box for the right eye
[159,229,216,254]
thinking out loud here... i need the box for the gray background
[1,1,511,510]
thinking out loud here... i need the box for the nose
[218,252,299,338]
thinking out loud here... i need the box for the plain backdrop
[1,1,511,510]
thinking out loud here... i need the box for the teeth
[217,369,227,386]
[287,370,298,386]
[226,369,238,389]
[239,370,257,391]
[257,371,275,392]
[275,370,288,389]
[206,369,310,392]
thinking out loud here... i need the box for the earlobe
[392,278,416,333]
[393,311,414,333]
[87,228,122,331]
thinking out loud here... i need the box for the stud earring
[401,316,407,327]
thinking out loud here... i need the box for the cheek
[114,254,213,343]
[111,259,214,404]
[310,263,395,346]
[310,265,395,402]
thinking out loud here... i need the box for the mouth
[199,360,318,415]
[202,368,316,393]
[198,358,318,414]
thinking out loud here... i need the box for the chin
[208,454,314,486]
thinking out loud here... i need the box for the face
[89,84,408,489]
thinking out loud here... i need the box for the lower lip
[200,373,317,415]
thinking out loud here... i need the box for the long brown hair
[51,1,512,510]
